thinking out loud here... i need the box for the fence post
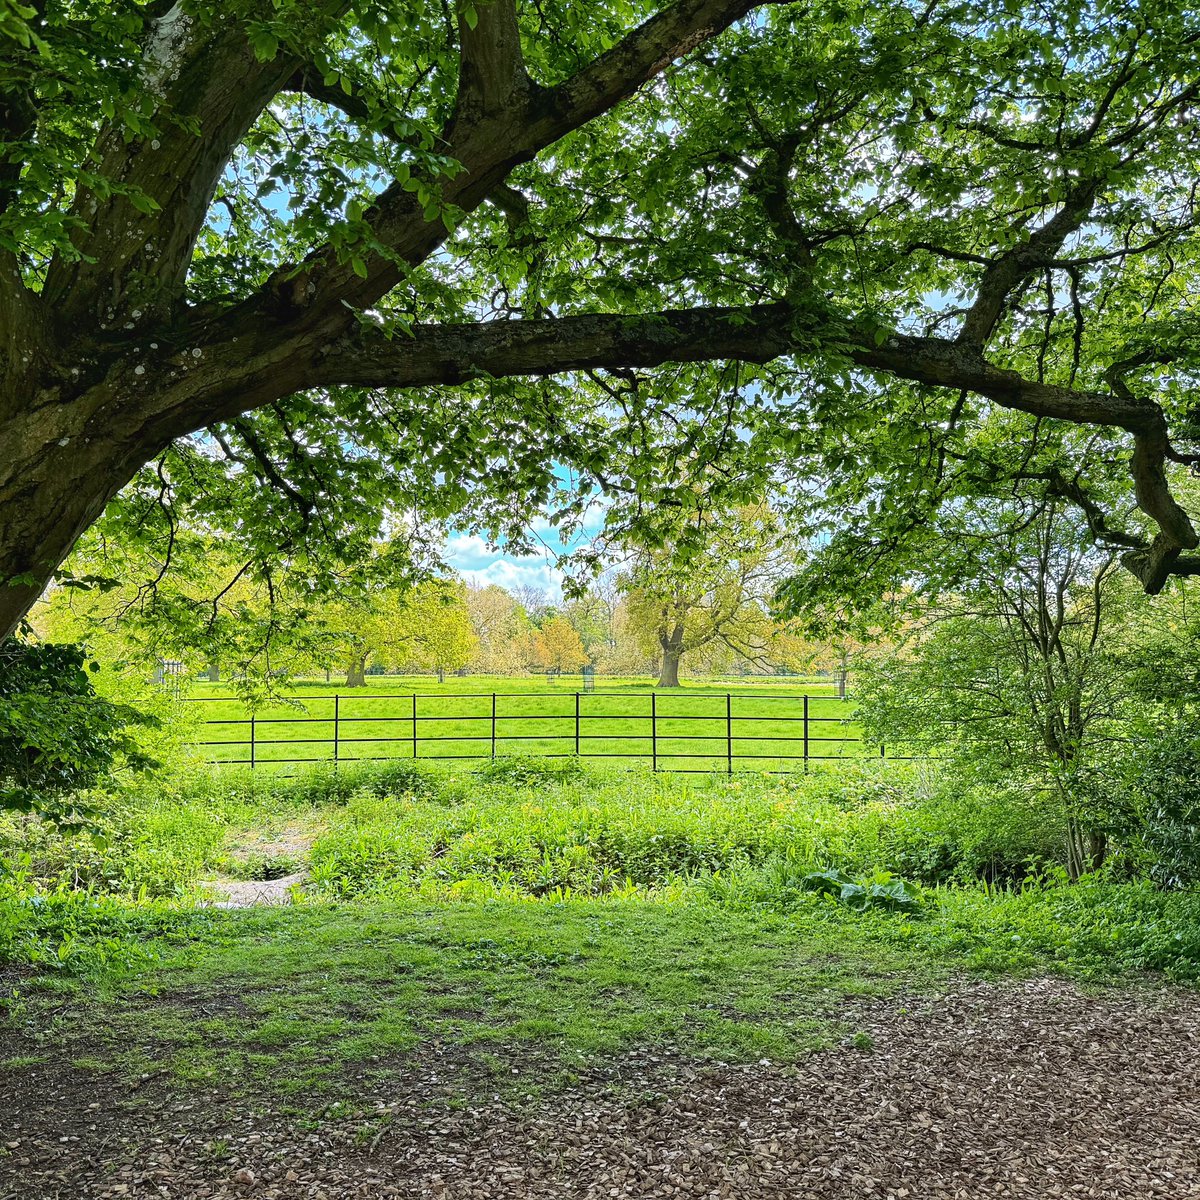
[249,713,256,769]
[575,691,581,757]
[803,694,809,773]
[491,693,497,758]
[333,694,339,766]
[412,693,418,759]
[651,692,657,772]
[726,692,733,775]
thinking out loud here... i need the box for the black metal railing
[187,690,885,772]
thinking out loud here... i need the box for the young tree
[6,2,1200,641]
[397,582,477,680]
[539,614,588,673]
[857,497,1130,877]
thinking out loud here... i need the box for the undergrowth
[2,757,1199,984]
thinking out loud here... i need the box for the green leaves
[0,641,156,817]
[797,868,923,914]
[247,26,281,62]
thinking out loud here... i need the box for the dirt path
[197,871,309,907]
[3,977,1198,1199]
[198,824,315,908]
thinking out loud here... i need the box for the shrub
[1124,721,1200,888]
[473,754,587,787]
[0,641,155,818]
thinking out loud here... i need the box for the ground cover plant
[3,751,1200,1200]
[3,757,1198,998]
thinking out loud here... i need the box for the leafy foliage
[0,641,155,815]
[8,0,1200,648]
[1124,720,1200,888]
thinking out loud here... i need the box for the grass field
[186,674,870,771]
[4,758,1200,1106]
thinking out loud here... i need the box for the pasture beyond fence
[189,689,888,772]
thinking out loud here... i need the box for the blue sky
[443,512,603,600]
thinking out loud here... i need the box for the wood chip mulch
[3,977,1199,1199]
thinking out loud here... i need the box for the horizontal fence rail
[187,690,894,773]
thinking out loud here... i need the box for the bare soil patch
[2,977,1198,1199]
[197,872,309,908]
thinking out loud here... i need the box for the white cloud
[442,532,504,572]
[443,532,564,600]
[459,559,564,600]
[442,489,615,602]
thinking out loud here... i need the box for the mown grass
[187,674,867,770]
[9,883,1200,1102]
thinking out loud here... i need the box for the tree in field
[314,579,476,685]
[398,581,477,680]
[7,1,1200,644]
[465,583,528,673]
[517,627,549,673]
[538,613,588,673]
[563,576,620,664]
[619,504,791,687]
[856,496,1132,878]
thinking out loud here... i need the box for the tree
[619,504,790,687]
[465,583,527,673]
[312,578,476,685]
[563,579,619,663]
[508,584,551,623]
[6,0,1200,642]
[398,581,477,679]
[539,613,588,673]
[856,496,1131,877]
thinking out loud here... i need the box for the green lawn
[187,674,871,771]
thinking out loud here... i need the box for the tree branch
[957,180,1100,347]
[309,302,1198,592]
[44,2,347,326]
[450,0,531,125]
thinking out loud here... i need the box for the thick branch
[44,2,346,326]
[450,0,530,124]
[957,181,1100,347]
[312,304,1197,592]
[247,0,789,321]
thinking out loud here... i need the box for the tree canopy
[5,0,1200,639]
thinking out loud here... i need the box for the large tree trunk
[208,659,220,683]
[345,654,368,687]
[657,629,684,688]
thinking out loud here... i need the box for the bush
[869,775,1067,885]
[0,641,155,817]
[1124,721,1200,888]
[473,754,587,787]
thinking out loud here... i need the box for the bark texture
[657,629,685,688]
[2,0,1198,638]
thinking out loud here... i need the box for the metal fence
[189,690,886,773]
